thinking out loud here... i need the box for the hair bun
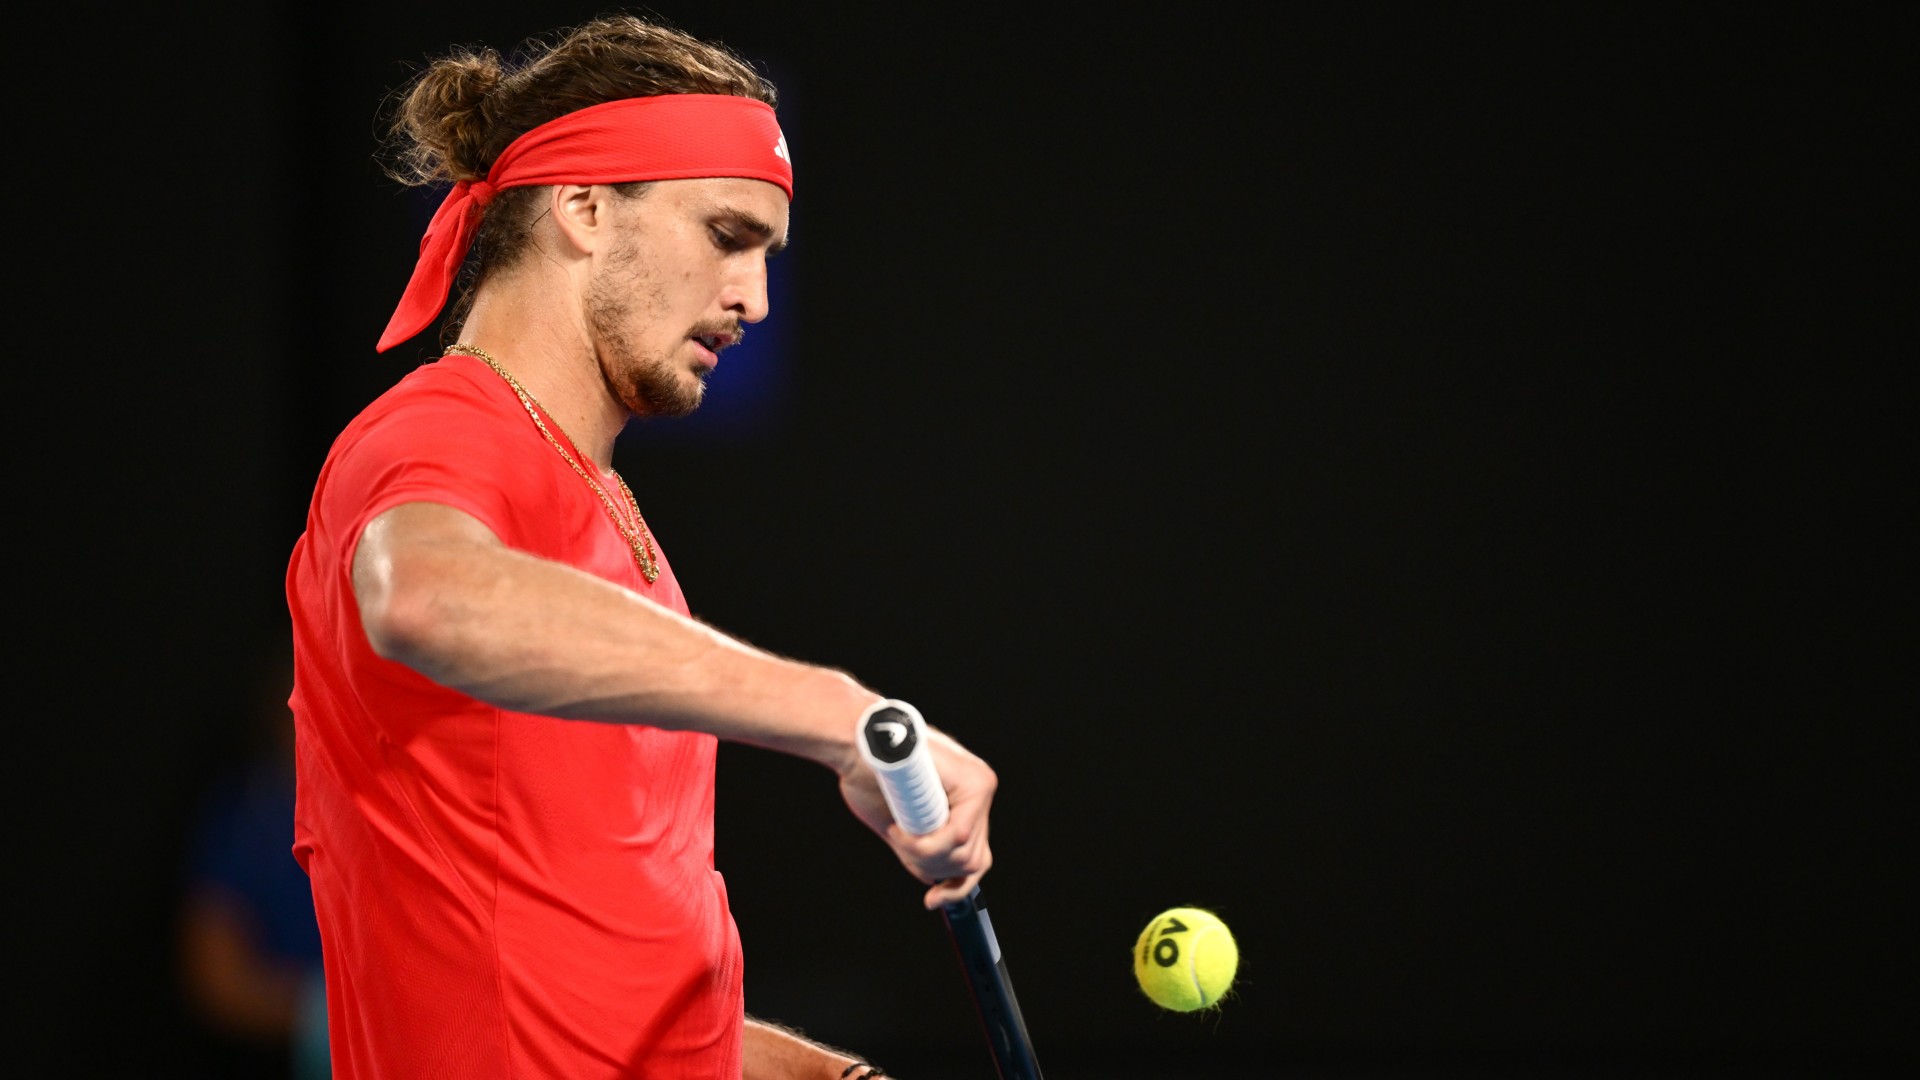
[389,47,507,183]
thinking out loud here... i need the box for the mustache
[690,319,745,349]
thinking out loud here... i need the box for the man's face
[586,177,790,419]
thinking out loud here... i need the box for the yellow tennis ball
[1133,906,1238,1011]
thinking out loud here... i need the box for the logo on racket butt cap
[861,703,919,764]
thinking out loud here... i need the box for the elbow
[354,555,445,667]
[359,592,419,664]
[350,502,504,678]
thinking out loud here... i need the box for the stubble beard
[586,242,706,421]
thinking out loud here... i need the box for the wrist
[817,671,884,777]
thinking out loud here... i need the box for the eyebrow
[716,207,788,256]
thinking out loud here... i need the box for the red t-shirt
[285,355,743,1079]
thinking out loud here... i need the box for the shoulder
[311,355,537,530]
[324,356,521,466]
[355,355,513,430]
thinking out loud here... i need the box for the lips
[690,327,741,368]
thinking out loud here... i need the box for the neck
[454,285,628,471]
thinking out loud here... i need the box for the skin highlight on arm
[743,1017,872,1080]
[352,499,996,907]
[353,500,875,773]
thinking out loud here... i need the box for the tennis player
[284,14,996,1078]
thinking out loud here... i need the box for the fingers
[924,869,986,910]
[885,812,991,885]
[846,717,999,898]
[882,778,992,900]
[930,824,990,908]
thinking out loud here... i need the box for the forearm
[743,1018,870,1080]
[355,503,877,771]
[354,502,996,905]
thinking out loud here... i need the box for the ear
[548,183,614,255]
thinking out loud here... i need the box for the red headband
[377,94,793,352]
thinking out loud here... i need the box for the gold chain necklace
[446,343,660,584]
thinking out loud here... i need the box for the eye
[710,226,744,252]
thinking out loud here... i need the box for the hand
[838,725,996,909]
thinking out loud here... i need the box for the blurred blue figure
[178,657,329,1079]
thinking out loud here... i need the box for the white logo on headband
[773,133,791,164]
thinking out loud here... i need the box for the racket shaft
[944,891,1043,1080]
[860,701,1042,1077]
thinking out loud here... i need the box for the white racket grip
[857,699,950,835]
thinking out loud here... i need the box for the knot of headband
[377,94,794,353]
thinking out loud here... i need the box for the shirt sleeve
[319,366,531,581]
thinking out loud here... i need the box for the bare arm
[354,500,876,765]
[352,501,993,904]
[743,1017,884,1080]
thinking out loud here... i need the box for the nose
[721,255,771,324]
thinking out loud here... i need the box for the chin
[622,359,706,419]
[637,386,703,420]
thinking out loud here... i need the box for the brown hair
[381,14,778,345]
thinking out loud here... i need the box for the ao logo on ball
[1132,906,1238,1012]
[1149,915,1190,967]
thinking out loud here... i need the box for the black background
[21,3,1911,1077]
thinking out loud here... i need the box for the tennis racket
[858,699,1044,1080]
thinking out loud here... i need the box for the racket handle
[857,699,949,835]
